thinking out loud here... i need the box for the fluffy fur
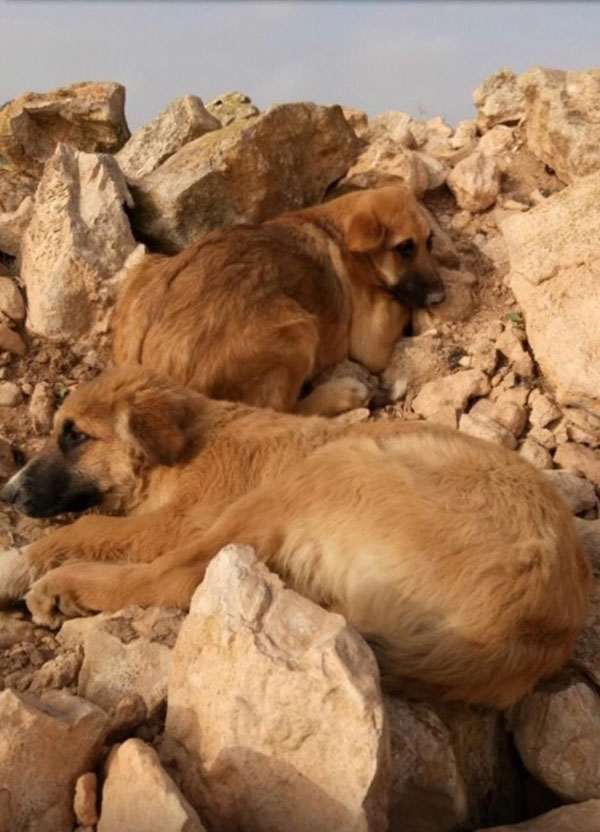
[3,366,591,708]
[112,186,445,415]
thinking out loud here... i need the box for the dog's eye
[426,232,434,252]
[59,420,92,452]
[395,238,416,259]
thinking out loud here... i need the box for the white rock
[459,412,517,450]
[447,150,501,212]
[529,392,561,428]
[164,545,389,832]
[116,95,220,180]
[473,68,526,131]
[519,66,600,183]
[554,443,600,488]
[470,397,528,437]
[518,439,553,470]
[98,739,206,832]
[502,172,600,413]
[0,689,109,832]
[21,143,136,342]
[0,276,25,321]
[450,119,478,150]
[543,469,597,514]
[509,671,600,802]
[412,370,491,419]
[0,196,33,256]
[58,605,184,715]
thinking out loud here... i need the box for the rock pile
[1,68,600,830]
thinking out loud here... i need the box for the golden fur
[112,186,444,416]
[4,366,590,708]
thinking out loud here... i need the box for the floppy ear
[119,388,195,465]
[344,209,386,253]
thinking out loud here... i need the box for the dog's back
[113,223,351,408]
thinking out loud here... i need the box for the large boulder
[20,142,137,342]
[163,545,390,832]
[59,605,185,714]
[129,102,360,251]
[0,81,129,177]
[98,739,207,832]
[116,95,220,180]
[473,68,526,131]
[502,172,600,416]
[0,688,109,832]
[518,67,600,184]
[508,670,600,802]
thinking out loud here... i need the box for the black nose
[2,479,19,505]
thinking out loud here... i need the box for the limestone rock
[519,67,600,183]
[131,102,359,251]
[98,739,206,832]
[509,671,600,802]
[365,111,415,148]
[74,773,98,827]
[116,95,220,180]
[0,169,37,213]
[0,324,25,356]
[0,382,22,407]
[479,800,600,831]
[164,545,389,832]
[0,277,25,322]
[0,81,129,177]
[58,605,184,715]
[502,172,600,413]
[29,382,55,434]
[0,196,33,256]
[0,688,109,832]
[205,91,259,126]
[494,326,534,378]
[554,443,600,488]
[473,68,526,131]
[450,119,478,150]
[470,397,527,437]
[574,519,600,687]
[459,412,517,450]
[21,143,136,342]
[342,143,430,197]
[543,470,597,514]
[529,391,561,428]
[447,150,501,212]
[412,370,491,420]
[518,439,553,470]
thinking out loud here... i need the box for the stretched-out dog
[1,366,591,707]
[113,186,445,416]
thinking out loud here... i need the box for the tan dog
[2,367,590,707]
[113,186,445,416]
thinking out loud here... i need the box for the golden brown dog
[2,367,590,707]
[113,185,445,416]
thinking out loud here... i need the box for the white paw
[0,548,31,607]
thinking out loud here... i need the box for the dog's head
[339,185,445,307]
[2,367,201,518]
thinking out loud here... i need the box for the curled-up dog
[113,185,445,416]
[2,367,591,707]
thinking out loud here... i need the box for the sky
[1,1,599,130]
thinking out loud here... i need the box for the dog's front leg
[25,508,196,580]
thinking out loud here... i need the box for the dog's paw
[25,570,91,629]
[0,547,31,607]
[323,377,370,413]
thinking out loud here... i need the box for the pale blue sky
[1,1,598,129]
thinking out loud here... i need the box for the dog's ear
[344,209,385,253]
[119,388,195,465]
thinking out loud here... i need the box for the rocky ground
[1,68,600,831]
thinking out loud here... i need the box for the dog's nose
[426,288,446,305]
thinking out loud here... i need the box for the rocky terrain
[1,68,600,831]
